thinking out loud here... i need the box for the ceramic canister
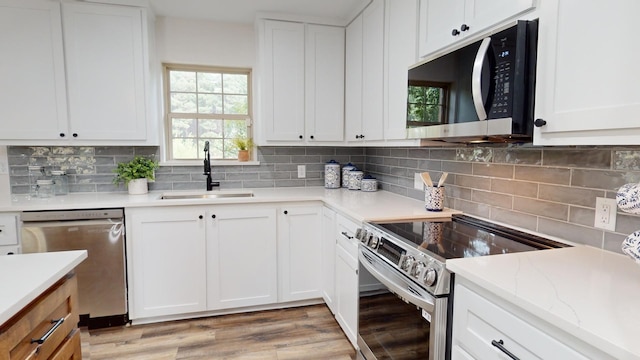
[361,175,378,192]
[324,160,341,189]
[341,162,356,188]
[348,169,364,190]
[424,186,445,211]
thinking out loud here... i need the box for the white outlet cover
[594,197,617,231]
[297,165,306,178]
[414,173,423,190]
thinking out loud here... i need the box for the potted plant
[113,156,159,195]
[232,137,254,162]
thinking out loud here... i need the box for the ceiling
[148,0,369,24]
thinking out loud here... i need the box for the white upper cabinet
[259,20,345,144]
[345,0,385,143]
[0,0,153,145]
[533,0,640,145]
[0,0,68,140]
[418,0,535,58]
[384,0,418,140]
[62,2,148,141]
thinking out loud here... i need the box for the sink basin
[160,191,254,200]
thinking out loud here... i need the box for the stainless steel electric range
[355,214,568,360]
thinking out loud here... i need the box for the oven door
[358,247,449,360]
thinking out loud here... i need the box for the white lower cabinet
[126,207,207,319]
[277,204,323,302]
[452,280,614,360]
[321,207,337,313]
[206,207,277,310]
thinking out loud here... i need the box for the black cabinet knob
[211,214,216,219]
[198,215,203,219]
[72,133,78,138]
[310,135,314,140]
[299,135,303,139]
[284,210,288,215]
[534,118,547,127]
[59,133,65,137]
[460,24,470,32]
[451,29,460,36]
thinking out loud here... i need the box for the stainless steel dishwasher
[21,209,128,329]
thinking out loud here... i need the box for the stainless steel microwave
[407,20,538,143]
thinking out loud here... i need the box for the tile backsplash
[7,144,640,254]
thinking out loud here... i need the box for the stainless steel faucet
[203,141,219,191]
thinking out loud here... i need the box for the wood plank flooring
[80,305,356,360]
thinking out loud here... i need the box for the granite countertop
[447,246,640,359]
[0,250,87,325]
[0,187,461,222]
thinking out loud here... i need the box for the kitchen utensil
[437,172,449,188]
[420,172,433,187]
[424,186,445,211]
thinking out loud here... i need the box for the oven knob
[423,267,438,287]
[401,256,415,272]
[412,261,426,277]
[359,230,369,244]
[368,235,380,249]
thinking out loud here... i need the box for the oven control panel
[356,225,450,295]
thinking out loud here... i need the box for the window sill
[160,160,260,167]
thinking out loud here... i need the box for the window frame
[406,80,450,127]
[162,63,255,164]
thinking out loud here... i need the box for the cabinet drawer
[453,284,589,360]
[336,215,360,259]
[0,214,18,246]
[0,274,79,359]
[50,328,81,360]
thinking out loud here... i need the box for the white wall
[155,17,255,67]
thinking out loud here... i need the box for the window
[407,81,449,126]
[164,64,252,161]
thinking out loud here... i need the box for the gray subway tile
[603,232,626,254]
[492,148,542,165]
[441,161,472,175]
[538,184,604,208]
[472,163,514,179]
[455,174,491,190]
[568,206,596,228]
[471,190,513,209]
[429,148,457,161]
[514,165,571,185]
[513,197,568,221]
[491,179,538,197]
[489,207,538,232]
[543,149,611,169]
[453,199,491,218]
[537,217,604,248]
[614,150,640,170]
[457,148,493,162]
[572,169,640,191]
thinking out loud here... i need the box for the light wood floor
[80,305,356,360]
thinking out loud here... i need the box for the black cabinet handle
[31,318,65,345]
[284,210,288,215]
[534,118,547,127]
[491,340,520,360]
[341,231,353,239]
[59,133,65,137]
[451,28,460,36]
[460,24,470,32]
[211,214,216,219]
[198,215,203,219]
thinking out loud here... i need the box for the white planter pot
[128,178,148,195]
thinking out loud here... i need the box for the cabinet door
[206,207,277,310]
[384,0,418,140]
[262,20,305,142]
[62,2,147,141]
[345,14,364,142]
[335,244,358,348]
[534,0,640,145]
[361,0,385,141]
[127,207,207,319]
[419,0,465,57]
[321,207,337,313]
[0,0,68,140]
[466,0,535,36]
[278,205,323,302]
[305,25,345,142]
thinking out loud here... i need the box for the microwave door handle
[472,37,492,121]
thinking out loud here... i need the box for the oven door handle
[359,250,435,312]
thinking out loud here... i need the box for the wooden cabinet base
[0,274,81,359]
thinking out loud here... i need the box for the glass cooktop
[371,215,567,261]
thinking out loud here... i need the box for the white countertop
[0,250,87,325]
[0,187,461,222]
[447,246,640,359]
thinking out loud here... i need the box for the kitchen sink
[160,191,254,200]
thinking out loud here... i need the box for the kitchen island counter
[447,246,640,359]
[0,250,87,325]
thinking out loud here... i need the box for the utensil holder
[425,186,445,211]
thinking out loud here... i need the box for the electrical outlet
[297,165,306,178]
[414,173,423,190]
[594,197,617,231]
